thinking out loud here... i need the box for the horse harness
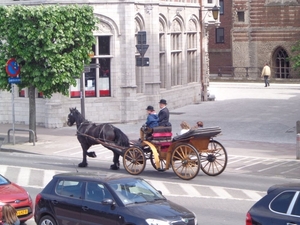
[77,121,114,145]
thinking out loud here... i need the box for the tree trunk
[28,85,37,142]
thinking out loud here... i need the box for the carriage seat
[172,126,222,142]
[149,126,172,145]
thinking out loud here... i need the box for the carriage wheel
[171,143,200,180]
[150,152,167,171]
[123,146,146,175]
[200,140,227,176]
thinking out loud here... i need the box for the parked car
[34,172,198,225]
[246,183,300,225]
[0,174,33,224]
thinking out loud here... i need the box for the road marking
[53,146,81,154]
[210,186,232,199]
[179,183,202,197]
[258,161,291,172]
[242,190,264,201]
[227,157,248,164]
[235,159,269,170]
[0,165,265,201]
[148,180,170,195]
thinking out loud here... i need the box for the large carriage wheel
[123,146,146,175]
[171,143,200,180]
[150,152,167,171]
[200,140,227,176]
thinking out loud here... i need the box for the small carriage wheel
[150,152,167,172]
[171,143,200,180]
[123,146,146,175]
[200,140,228,176]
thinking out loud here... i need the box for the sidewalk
[0,82,299,160]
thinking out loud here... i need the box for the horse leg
[110,152,120,170]
[78,144,89,167]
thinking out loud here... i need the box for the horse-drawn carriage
[67,108,227,180]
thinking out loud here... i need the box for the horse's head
[67,107,78,126]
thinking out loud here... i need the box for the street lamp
[211,5,219,21]
[200,5,220,101]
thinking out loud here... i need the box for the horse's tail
[114,127,130,147]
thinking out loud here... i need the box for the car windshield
[0,175,10,185]
[108,178,166,205]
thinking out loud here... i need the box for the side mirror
[102,198,115,206]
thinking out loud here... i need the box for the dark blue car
[246,183,300,225]
[34,172,198,225]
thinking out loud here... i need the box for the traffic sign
[6,58,20,77]
[136,44,149,57]
[8,77,21,84]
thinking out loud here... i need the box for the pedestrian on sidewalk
[2,204,20,225]
[261,63,271,87]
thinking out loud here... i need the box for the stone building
[208,0,300,79]
[0,0,220,128]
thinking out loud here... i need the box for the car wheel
[39,215,57,225]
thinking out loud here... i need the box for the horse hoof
[110,164,119,170]
[87,151,97,158]
[78,162,88,168]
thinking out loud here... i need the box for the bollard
[297,133,300,160]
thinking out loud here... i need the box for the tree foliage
[0,4,98,97]
[291,41,300,75]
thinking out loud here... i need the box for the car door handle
[82,206,89,211]
[51,200,58,205]
[287,223,297,225]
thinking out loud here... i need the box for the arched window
[187,19,198,83]
[159,17,166,88]
[171,19,183,86]
[274,48,290,79]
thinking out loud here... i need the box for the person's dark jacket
[158,107,171,127]
[146,114,159,128]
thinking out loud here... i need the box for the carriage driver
[158,99,172,127]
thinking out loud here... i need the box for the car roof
[53,172,140,182]
[268,183,300,194]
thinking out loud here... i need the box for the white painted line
[258,161,291,172]
[0,165,8,175]
[235,159,269,170]
[147,180,170,195]
[280,164,300,174]
[179,183,202,197]
[227,157,247,164]
[69,151,83,156]
[210,186,232,199]
[17,167,30,186]
[54,146,81,154]
[43,170,57,187]
[242,190,264,201]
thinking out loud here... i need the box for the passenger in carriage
[180,121,190,135]
[145,106,159,128]
[158,99,172,127]
[194,121,204,128]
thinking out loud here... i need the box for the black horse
[67,107,130,170]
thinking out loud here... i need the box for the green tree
[0,5,98,141]
[291,41,300,76]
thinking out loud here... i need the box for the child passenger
[180,121,190,135]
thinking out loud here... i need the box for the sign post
[6,58,21,145]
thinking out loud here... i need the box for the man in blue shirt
[145,105,159,128]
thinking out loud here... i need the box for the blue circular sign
[6,58,20,77]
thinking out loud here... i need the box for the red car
[0,174,33,224]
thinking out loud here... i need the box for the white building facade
[0,0,219,128]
